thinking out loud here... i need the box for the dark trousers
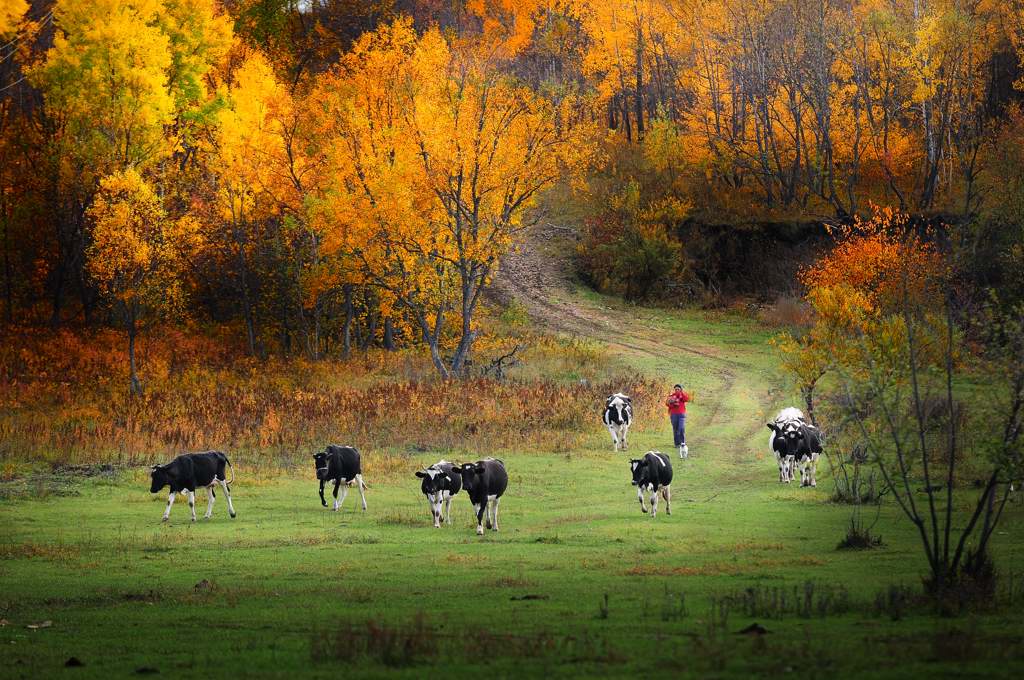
[670,413,686,446]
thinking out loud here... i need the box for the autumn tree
[86,169,199,394]
[26,0,229,324]
[772,207,1024,599]
[201,49,292,356]
[314,19,586,377]
[0,1,27,37]
[775,207,945,403]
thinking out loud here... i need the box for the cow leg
[429,493,441,528]
[187,490,197,522]
[810,453,819,487]
[620,427,628,451]
[444,492,453,525]
[608,425,620,452]
[786,456,796,483]
[219,478,236,518]
[332,480,341,510]
[491,496,500,532]
[637,486,648,513]
[162,491,176,521]
[475,503,486,536]
[650,488,659,518]
[335,484,349,511]
[662,485,672,515]
[356,474,367,511]
[204,485,215,519]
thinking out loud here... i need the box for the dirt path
[494,222,773,484]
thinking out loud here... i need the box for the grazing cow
[415,460,462,528]
[603,393,634,452]
[629,451,673,517]
[150,451,236,522]
[766,408,824,487]
[313,445,368,511]
[450,458,508,536]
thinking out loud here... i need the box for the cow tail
[224,454,235,487]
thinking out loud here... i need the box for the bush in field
[578,214,682,301]
[0,326,660,467]
[575,135,691,302]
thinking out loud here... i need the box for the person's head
[673,384,683,392]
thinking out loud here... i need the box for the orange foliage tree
[312,19,588,378]
[774,207,947,417]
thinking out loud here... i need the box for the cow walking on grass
[450,459,507,536]
[415,460,462,528]
[767,407,823,486]
[630,451,673,517]
[313,445,368,511]
[603,393,633,451]
[150,451,236,522]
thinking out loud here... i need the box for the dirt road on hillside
[494,221,773,486]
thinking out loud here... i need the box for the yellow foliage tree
[87,169,200,394]
[26,0,232,323]
[201,48,301,356]
[0,0,27,38]
[313,19,588,377]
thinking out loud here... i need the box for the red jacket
[666,390,690,415]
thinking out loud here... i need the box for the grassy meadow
[2,291,1023,678]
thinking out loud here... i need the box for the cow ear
[415,471,427,478]
[767,423,780,433]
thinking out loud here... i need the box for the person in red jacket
[666,384,691,459]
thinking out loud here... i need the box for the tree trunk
[127,305,142,396]
[426,335,450,380]
[236,241,258,357]
[342,284,354,359]
[803,386,817,426]
[634,19,645,140]
[2,212,12,325]
[383,318,396,351]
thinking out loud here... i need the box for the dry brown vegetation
[0,325,661,470]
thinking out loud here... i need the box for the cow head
[629,458,650,488]
[767,421,803,458]
[451,462,485,492]
[149,464,170,493]
[415,466,446,496]
[312,451,331,480]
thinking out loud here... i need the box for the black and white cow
[415,460,462,528]
[766,408,824,486]
[150,451,236,522]
[450,458,508,536]
[629,451,673,517]
[603,393,634,452]
[313,445,368,511]
[767,407,805,483]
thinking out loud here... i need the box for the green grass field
[2,292,1023,678]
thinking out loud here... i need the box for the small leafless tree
[838,292,1023,602]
